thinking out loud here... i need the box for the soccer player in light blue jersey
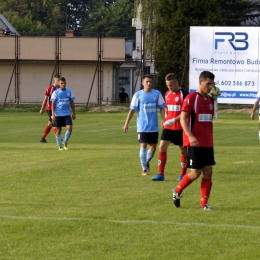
[51,77,76,150]
[123,75,166,175]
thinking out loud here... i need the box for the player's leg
[40,110,53,142]
[146,132,158,172]
[62,116,73,150]
[173,147,202,208]
[200,166,213,210]
[151,139,170,181]
[140,143,148,175]
[138,133,148,175]
[172,130,187,181]
[200,147,215,210]
[178,145,187,181]
[147,144,156,168]
[54,116,63,150]
[55,126,63,150]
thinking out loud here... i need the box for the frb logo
[215,32,249,51]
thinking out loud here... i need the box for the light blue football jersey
[50,88,75,116]
[130,89,166,132]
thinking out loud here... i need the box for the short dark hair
[165,73,178,81]
[199,71,215,80]
[141,74,152,81]
[59,77,66,81]
[53,74,60,79]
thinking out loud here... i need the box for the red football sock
[41,125,52,139]
[158,151,167,176]
[175,173,193,194]
[53,127,57,135]
[200,178,212,207]
[180,155,187,176]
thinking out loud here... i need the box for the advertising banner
[189,26,260,104]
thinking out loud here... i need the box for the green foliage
[3,11,47,33]
[1,111,260,259]
[154,0,223,93]
[0,0,64,33]
[135,0,260,93]
[134,0,158,29]
[0,0,134,34]
[220,0,260,26]
[82,0,134,37]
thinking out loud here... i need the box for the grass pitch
[0,110,260,260]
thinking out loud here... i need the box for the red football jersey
[182,92,214,147]
[163,89,188,130]
[45,85,57,110]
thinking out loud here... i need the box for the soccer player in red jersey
[152,73,189,181]
[173,71,216,210]
[39,74,60,143]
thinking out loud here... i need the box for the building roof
[0,14,20,35]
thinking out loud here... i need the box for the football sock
[200,178,212,207]
[175,173,193,195]
[63,130,72,143]
[146,149,154,164]
[158,151,167,176]
[55,134,62,148]
[180,155,187,176]
[53,127,57,135]
[41,125,52,139]
[139,147,147,171]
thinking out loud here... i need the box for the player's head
[165,73,179,93]
[53,74,60,86]
[59,77,66,90]
[141,74,153,92]
[199,71,215,96]
[199,71,214,81]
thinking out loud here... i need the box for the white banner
[189,26,260,104]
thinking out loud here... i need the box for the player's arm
[39,95,48,114]
[180,110,199,147]
[123,109,135,133]
[173,114,181,122]
[251,100,259,120]
[159,108,166,126]
[70,100,76,120]
[51,101,56,122]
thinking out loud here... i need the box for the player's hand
[72,114,76,120]
[250,113,255,120]
[163,118,175,126]
[39,109,44,114]
[51,115,56,122]
[123,125,128,133]
[189,135,199,147]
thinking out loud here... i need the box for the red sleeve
[181,94,193,114]
[45,85,52,96]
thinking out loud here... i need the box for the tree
[63,0,93,31]
[0,0,64,33]
[0,0,134,35]
[134,0,260,93]
[135,0,223,93]
[81,0,134,37]
[220,0,260,26]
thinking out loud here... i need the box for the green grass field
[1,110,260,260]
